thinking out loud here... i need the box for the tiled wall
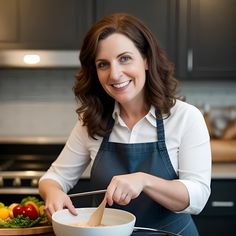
[180,80,236,107]
[0,69,235,137]
[0,69,78,137]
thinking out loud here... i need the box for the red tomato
[13,204,26,217]
[24,203,39,220]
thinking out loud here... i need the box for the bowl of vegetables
[0,196,48,228]
[52,207,136,236]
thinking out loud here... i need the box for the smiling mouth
[112,81,131,89]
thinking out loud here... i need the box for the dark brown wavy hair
[74,13,178,139]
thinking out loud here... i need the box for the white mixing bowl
[52,207,136,236]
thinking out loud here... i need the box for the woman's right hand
[38,179,77,222]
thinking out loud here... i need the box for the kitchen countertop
[0,136,67,144]
[1,163,235,236]
[212,162,236,179]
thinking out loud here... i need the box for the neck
[119,102,149,130]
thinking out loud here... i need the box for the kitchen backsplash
[179,80,236,107]
[0,69,236,137]
[0,69,78,137]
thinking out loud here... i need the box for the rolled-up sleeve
[39,120,91,193]
[176,106,212,214]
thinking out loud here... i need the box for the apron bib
[89,114,199,235]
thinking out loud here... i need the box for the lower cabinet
[193,215,235,236]
[193,179,236,236]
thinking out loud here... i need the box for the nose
[109,62,121,80]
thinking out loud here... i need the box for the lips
[112,81,131,89]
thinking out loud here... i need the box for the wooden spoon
[86,198,107,226]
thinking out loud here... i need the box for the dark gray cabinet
[193,179,236,236]
[95,0,177,65]
[177,0,236,80]
[1,0,235,80]
[0,0,94,49]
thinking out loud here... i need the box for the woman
[39,13,211,235]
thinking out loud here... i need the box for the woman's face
[95,33,148,107]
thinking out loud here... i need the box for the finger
[119,193,127,202]
[120,194,131,205]
[113,187,124,203]
[44,206,53,222]
[118,194,127,205]
[65,200,78,216]
[105,191,114,206]
[106,182,118,206]
[45,203,62,221]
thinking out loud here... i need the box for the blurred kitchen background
[0,0,235,235]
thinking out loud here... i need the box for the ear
[144,58,148,70]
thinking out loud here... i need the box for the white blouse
[40,99,212,215]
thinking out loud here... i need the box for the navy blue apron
[89,113,199,236]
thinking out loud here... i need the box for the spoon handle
[68,189,106,198]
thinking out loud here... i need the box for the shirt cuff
[175,179,210,215]
[39,171,71,193]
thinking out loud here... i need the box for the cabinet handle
[211,201,234,207]
[187,49,193,72]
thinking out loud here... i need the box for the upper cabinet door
[177,0,236,80]
[95,0,177,65]
[0,0,94,49]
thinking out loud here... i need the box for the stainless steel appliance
[0,141,63,204]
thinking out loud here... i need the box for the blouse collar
[112,102,157,127]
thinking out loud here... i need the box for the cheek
[97,71,106,84]
[129,65,146,80]
[130,59,146,74]
[97,72,111,94]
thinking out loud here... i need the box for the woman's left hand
[105,172,144,206]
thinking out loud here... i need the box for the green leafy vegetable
[0,215,43,228]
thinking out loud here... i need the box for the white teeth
[113,81,130,88]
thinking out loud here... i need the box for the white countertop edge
[0,136,67,144]
[212,163,236,179]
[211,173,236,179]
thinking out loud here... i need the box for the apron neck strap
[155,110,166,150]
[103,117,115,142]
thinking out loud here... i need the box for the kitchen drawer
[193,215,236,236]
[193,179,236,236]
[200,179,236,216]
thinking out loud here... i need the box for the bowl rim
[52,207,136,229]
